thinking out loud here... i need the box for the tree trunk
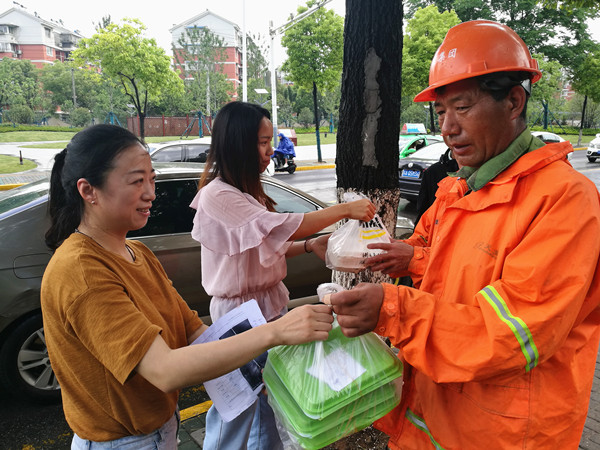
[139,113,146,141]
[334,0,403,288]
[578,95,587,147]
[313,81,323,162]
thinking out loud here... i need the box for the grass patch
[295,132,337,146]
[0,131,79,142]
[0,155,36,173]
[18,134,205,149]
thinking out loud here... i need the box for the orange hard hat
[414,20,542,103]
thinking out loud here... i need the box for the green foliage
[0,125,81,134]
[174,26,231,115]
[404,1,597,73]
[402,6,460,99]
[6,104,34,124]
[0,58,39,109]
[281,2,344,93]
[69,107,92,127]
[572,52,600,103]
[73,18,184,137]
[298,107,314,127]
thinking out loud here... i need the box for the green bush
[6,105,34,124]
[529,125,600,136]
[70,108,92,127]
[0,124,84,133]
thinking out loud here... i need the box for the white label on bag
[306,348,366,391]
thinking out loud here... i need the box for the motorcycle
[272,133,297,174]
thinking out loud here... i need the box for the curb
[0,183,25,190]
[296,164,335,171]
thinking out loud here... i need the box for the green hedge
[529,125,600,136]
[294,126,337,134]
[0,124,84,133]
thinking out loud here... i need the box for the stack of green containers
[264,322,403,449]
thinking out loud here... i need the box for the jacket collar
[456,129,547,192]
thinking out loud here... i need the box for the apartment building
[0,5,83,68]
[170,10,244,98]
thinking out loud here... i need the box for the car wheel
[588,156,597,163]
[0,314,61,403]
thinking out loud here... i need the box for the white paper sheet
[191,300,267,422]
[307,347,366,392]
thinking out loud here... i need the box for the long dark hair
[200,101,275,211]
[45,124,143,250]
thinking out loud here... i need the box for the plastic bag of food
[325,193,392,273]
[264,310,403,449]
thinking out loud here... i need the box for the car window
[128,179,198,238]
[151,146,184,162]
[263,183,319,213]
[186,144,210,163]
[0,181,48,217]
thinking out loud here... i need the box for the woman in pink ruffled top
[190,102,374,450]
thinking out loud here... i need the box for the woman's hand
[307,234,330,261]
[346,199,376,222]
[271,304,334,345]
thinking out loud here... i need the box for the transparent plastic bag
[264,310,403,450]
[325,194,392,273]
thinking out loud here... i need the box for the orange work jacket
[375,142,600,449]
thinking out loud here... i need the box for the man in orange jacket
[330,20,600,449]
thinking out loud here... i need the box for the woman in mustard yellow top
[41,124,334,449]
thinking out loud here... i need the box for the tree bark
[334,0,403,288]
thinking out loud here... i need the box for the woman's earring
[91,200,96,205]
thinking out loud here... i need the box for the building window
[45,27,51,38]
[46,46,53,56]
[0,25,9,35]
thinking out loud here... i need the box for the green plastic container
[264,324,403,449]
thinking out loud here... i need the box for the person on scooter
[273,132,296,169]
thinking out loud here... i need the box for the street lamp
[254,88,269,107]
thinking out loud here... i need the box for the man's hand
[364,241,414,277]
[329,283,383,337]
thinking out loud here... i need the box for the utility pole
[71,67,77,108]
[269,0,333,146]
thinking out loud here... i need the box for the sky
[8,0,346,66]
[7,0,600,66]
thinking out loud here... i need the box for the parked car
[0,164,334,402]
[531,131,572,161]
[399,134,444,158]
[148,138,275,175]
[586,133,600,163]
[399,141,449,202]
[147,138,212,163]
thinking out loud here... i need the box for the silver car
[0,163,332,402]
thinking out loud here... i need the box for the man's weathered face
[434,78,518,168]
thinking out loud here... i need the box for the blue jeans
[203,392,283,450]
[71,409,179,450]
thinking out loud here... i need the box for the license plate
[402,169,421,179]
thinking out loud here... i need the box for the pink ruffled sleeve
[190,179,303,266]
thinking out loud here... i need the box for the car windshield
[405,142,449,160]
[0,180,49,218]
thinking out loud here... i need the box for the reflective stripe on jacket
[375,142,600,449]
